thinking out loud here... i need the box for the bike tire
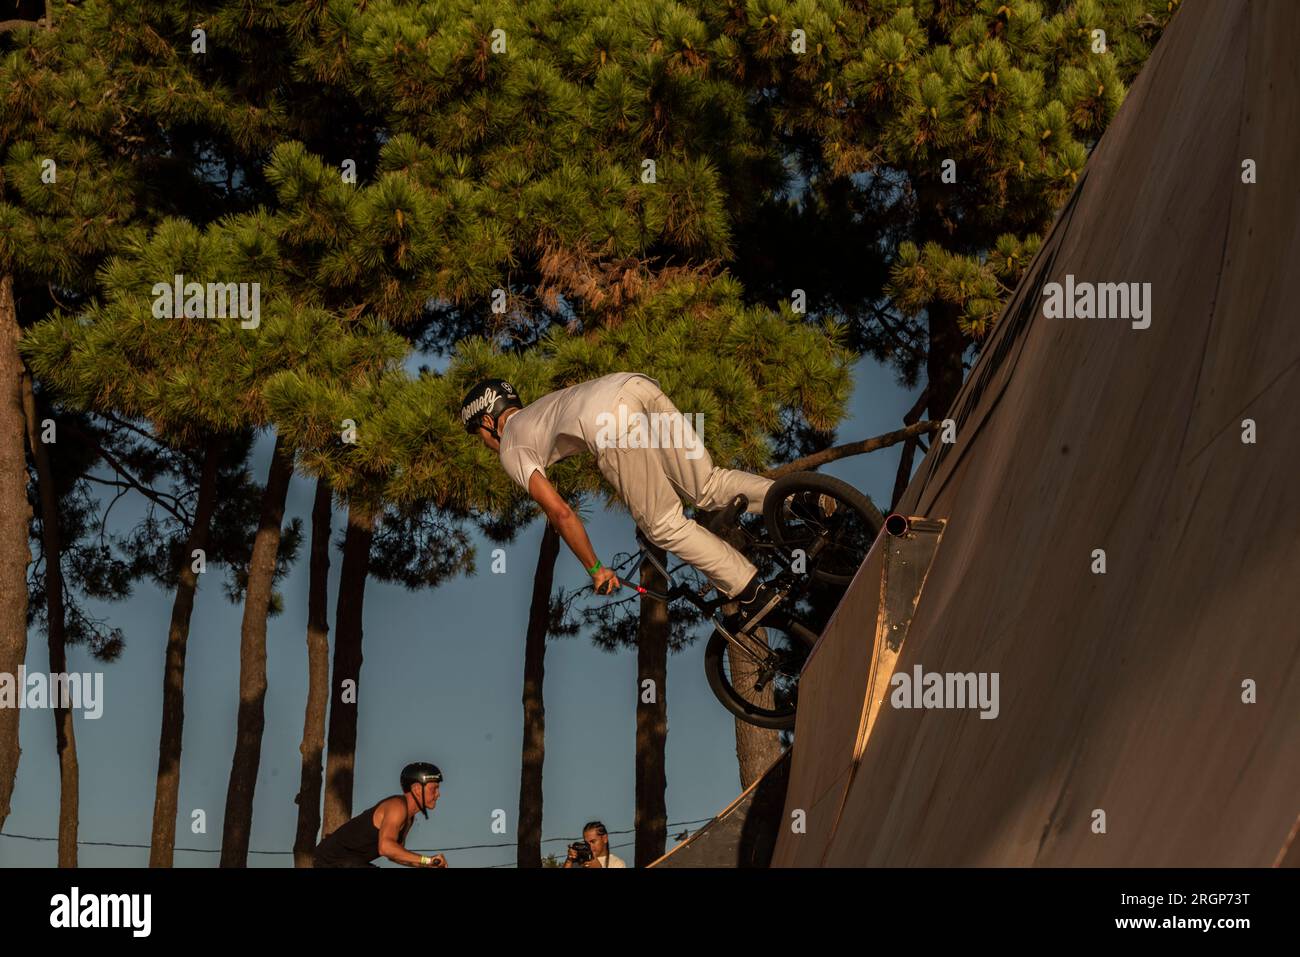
[762,471,884,586]
[704,612,818,730]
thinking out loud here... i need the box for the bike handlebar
[595,578,671,602]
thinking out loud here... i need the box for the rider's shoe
[731,579,783,635]
[784,491,838,524]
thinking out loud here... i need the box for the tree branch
[869,303,925,363]
[65,421,190,524]
[99,485,129,543]
[902,386,930,427]
[0,18,43,34]
[96,411,165,448]
[764,419,942,479]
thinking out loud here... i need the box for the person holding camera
[563,821,627,868]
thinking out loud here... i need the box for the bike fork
[712,617,778,666]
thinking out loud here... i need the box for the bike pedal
[737,588,785,635]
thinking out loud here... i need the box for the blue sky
[2,356,919,868]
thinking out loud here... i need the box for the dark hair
[582,821,612,866]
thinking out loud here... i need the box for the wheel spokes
[720,627,808,718]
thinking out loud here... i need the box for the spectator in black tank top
[314,762,449,868]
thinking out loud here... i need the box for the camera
[568,840,593,866]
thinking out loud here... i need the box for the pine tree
[21,211,406,865]
[291,476,332,868]
[335,0,859,855]
[3,0,328,860]
[337,2,863,847]
[0,2,162,845]
[263,359,481,835]
[711,0,1172,419]
[42,0,407,864]
[256,135,490,839]
[517,520,559,868]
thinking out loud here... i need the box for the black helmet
[401,762,443,819]
[460,378,522,439]
[401,762,443,790]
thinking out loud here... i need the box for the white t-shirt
[597,852,627,869]
[497,372,658,490]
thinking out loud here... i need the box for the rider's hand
[591,566,621,595]
[428,853,447,868]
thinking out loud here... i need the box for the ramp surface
[774,0,1300,867]
[650,751,790,868]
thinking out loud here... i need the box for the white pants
[595,377,772,597]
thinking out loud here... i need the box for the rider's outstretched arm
[526,470,617,591]
[525,468,621,595]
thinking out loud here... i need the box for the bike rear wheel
[704,612,817,730]
[762,472,884,586]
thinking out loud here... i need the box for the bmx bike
[606,472,883,730]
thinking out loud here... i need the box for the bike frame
[612,527,809,666]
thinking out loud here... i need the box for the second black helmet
[460,378,523,436]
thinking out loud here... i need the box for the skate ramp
[649,751,791,868]
[773,0,1300,867]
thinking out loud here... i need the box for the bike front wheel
[762,471,884,586]
[704,613,817,730]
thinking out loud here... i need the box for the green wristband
[587,559,603,576]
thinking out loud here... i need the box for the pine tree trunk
[0,274,32,834]
[714,523,783,791]
[322,505,375,836]
[926,300,964,421]
[293,478,332,867]
[723,585,782,787]
[21,370,79,865]
[634,543,669,867]
[728,630,783,790]
[890,438,919,511]
[913,176,967,424]
[517,521,559,868]
[220,435,294,867]
[890,387,930,512]
[148,438,222,866]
